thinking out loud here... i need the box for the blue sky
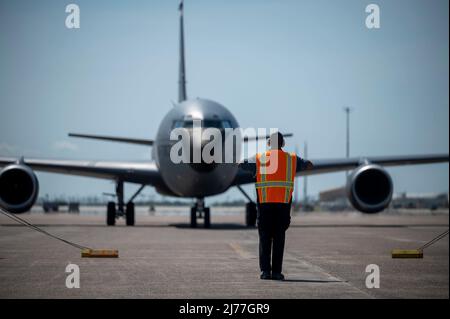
[0,0,448,203]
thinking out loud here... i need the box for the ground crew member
[240,132,313,280]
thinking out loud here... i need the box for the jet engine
[0,164,39,214]
[346,164,393,213]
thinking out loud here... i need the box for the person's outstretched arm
[297,156,314,171]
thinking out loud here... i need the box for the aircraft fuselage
[153,98,241,197]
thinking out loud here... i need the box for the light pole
[295,144,299,210]
[303,141,308,211]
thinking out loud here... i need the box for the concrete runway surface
[0,207,448,299]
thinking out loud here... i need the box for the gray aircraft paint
[154,98,240,197]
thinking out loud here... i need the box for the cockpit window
[221,120,232,128]
[172,119,233,129]
[203,120,222,128]
[173,120,183,128]
[173,120,194,129]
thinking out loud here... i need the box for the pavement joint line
[284,252,375,299]
[231,242,373,297]
[229,242,255,259]
[229,240,372,298]
[384,236,428,244]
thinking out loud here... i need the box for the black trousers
[257,203,291,274]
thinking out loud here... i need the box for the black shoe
[271,273,285,281]
[260,271,271,280]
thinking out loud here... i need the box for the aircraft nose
[189,139,218,173]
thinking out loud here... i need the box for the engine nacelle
[0,164,39,214]
[347,164,393,214]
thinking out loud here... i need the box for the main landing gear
[245,202,257,228]
[237,185,257,228]
[106,181,145,226]
[190,198,210,228]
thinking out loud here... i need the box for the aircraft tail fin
[178,0,187,103]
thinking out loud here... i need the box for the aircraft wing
[233,153,449,185]
[68,133,154,146]
[0,157,164,186]
[244,133,293,142]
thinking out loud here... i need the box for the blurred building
[318,186,350,211]
[392,193,449,210]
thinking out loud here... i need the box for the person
[240,132,313,280]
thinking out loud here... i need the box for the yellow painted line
[229,243,253,259]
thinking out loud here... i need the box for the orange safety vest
[256,150,297,204]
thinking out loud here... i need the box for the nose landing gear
[237,185,257,227]
[245,202,257,227]
[190,198,210,228]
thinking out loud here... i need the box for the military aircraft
[0,1,448,227]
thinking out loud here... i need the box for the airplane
[0,1,448,228]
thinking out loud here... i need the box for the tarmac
[0,207,448,299]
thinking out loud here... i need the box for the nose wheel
[236,185,257,227]
[190,198,210,228]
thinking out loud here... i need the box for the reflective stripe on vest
[284,153,292,203]
[259,152,267,202]
[255,150,296,204]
